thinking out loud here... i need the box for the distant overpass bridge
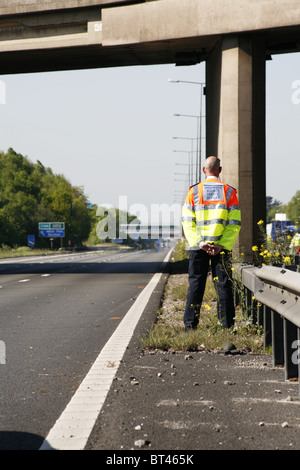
[1,0,300,256]
[119,224,182,240]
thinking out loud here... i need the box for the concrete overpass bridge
[1,0,300,256]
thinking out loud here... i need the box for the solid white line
[39,248,173,451]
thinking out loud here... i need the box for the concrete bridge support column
[206,35,266,258]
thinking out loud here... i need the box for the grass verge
[141,241,267,354]
[0,246,68,259]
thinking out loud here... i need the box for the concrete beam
[102,0,300,46]
[0,21,103,52]
[0,1,145,16]
[0,1,217,74]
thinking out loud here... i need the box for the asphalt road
[0,247,170,450]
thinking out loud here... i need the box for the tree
[266,196,284,223]
[0,148,92,247]
[286,190,300,226]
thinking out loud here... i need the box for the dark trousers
[184,249,235,330]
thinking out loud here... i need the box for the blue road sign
[38,222,65,238]
[39,229,65,238]
[28,235,35,246]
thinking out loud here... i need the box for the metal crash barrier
[237,265,300,394]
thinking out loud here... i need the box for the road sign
[39,229,65,238]
[28,235,35,246]
[39,222,64,230]
[38,222,65,238]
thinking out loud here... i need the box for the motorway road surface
[0,247,170,450]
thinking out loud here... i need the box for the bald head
[203,156,222,177]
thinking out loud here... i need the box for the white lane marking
[233,397,300,405]
[39,249,172,451]
[18,279,30,283]
[41,274,50,277]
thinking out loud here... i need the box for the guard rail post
[263,304,272,349]
[272,310,284,367]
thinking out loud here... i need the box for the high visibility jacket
[291,233,300,247]
[182,177,241,250]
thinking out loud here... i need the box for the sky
[0,52,299,224]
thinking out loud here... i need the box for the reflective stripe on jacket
[182,177,241,250]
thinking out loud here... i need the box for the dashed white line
[18,279,30,283]
[233,397,300,405]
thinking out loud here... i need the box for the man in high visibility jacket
[182,156,241,331]
[291,232,300,255]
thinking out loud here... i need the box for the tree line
[0,148,93,247]
[0,148,143,249]
[267,195,300,225]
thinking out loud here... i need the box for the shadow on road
[0,260,171,275]
[0,431,44,450]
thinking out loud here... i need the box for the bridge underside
[0,25,300,75]
[0,2,300,74]
[0,37,215,75]
[1,0,300,256]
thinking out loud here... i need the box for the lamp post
[169,79,205,182]
[172,136,198,185]
[172,149,193,186]
[173,114,200,182]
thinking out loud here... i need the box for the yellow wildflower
[257,220,264,225]
[205,304,211,311]
[252,246,258,252]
